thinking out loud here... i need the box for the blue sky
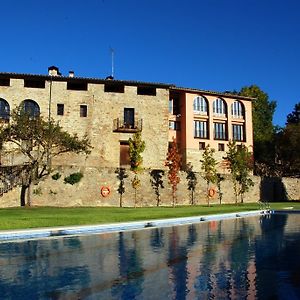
[1,0,299,126]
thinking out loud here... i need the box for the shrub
[51,172,61,180]
[64,172,83,185]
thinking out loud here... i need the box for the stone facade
[3,166,300,208]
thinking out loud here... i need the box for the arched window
[213,98,226,116]
[0,98,10,121]
[22,99,40,118]
[193,96,208,115]
[231,100,244,118]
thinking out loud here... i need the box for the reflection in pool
[0,213,300,299]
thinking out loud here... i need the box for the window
[0,99,10,121]
[104,83,124,93]
[214,122,226,140]
[194,120,208,138]
[137,86,156,96]
[80,105,87,117]
[169,121,180,130]
[67,81,88,91]
[57,104,64,116]
[124,108,134,128]
[0,78,10,86]
[120,142,130,166]
[213,98,226,116]
[199,142,205,150]
[193,96,207,115]
[218,143,225,151]
[24,79,45,89]
[231,101,244,118]
[22,99,40,117]
[169,95,180,115]
[232,124,244,141]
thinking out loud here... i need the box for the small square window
[218,143,225,151]
[57,104,64,116]
[199,142,205,150]
[80,105,87,117]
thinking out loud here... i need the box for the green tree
[165,138,181,207]
[277,123,300,176]
[128,132,145,207]
[225,141,254,203]
[216,173,224,205]
[200,145,217,207]
[128,132,145,173]
[273,103,300,176]
[286,102,300,125]
[115,168,128,207]
[185,163,197,205]
[239,85,276,166]
[150,169,164,207]
[0,107,91,206]
[131,175,141,208]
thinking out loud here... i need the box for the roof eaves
[171,86,255,101]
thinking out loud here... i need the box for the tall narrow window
[124,108,134,128]
[193,96,208,115]
[169,95,180,115]
[80,105,87,117]
[213,98,226,116]
[231,101,244,118]
[214,122,226,140]
[57,104,64,116]
[0,98,10,122]
[194,120,208,138]
[232,124,244,141]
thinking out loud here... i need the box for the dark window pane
[124,108,134,127]
[80,105,87,117]
[57,104,64,116]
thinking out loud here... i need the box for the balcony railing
[113,118,143,133]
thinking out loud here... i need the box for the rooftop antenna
[110,47,114,78]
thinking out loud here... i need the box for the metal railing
[113,118,143,133]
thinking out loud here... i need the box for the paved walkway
[0,210,271,242]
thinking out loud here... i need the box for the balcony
[113,118,143,133]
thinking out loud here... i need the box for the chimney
[69,71,75,78]
[48,66,61,76]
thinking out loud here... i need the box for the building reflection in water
[0,213,300,299]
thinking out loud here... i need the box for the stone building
[0,66,253,171]
[0,66,258,207]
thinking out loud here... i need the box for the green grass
[0,202,299,231]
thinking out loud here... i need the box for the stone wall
[4,166,300,208]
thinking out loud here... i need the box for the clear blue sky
[1,0,299,126]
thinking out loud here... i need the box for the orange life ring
[208,188,216,198]
[101,186,111,197]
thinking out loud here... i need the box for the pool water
[0,213,300,299]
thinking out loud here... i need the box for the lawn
[0,202,299,231]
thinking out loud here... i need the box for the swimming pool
[0,212,299,299]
